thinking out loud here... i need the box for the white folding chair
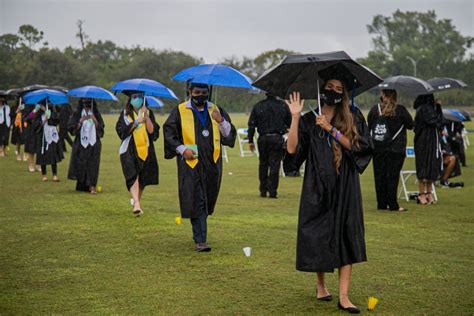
[398,146,438,202]
[462,128,469,148]
[221,146,228,163]
[237,128,258,157]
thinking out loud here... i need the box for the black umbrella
[19,84,50,96]
[5,88,22,97]
[0,90,7,96]
[375,75,435,96]
[252,51,383,114]
[442,109,464,123]
[427,77,468,92]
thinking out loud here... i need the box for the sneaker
[440,180,450,188]
[195,243,211,252]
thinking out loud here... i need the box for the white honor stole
[80,109,97,148]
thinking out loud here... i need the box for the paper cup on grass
[97,185,102,193]
[175,216,182,225]
[243,247,252,257]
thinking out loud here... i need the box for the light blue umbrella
[111,78,178,100]
[145,96,164,108]
[172,64,253,89]
[23,89,68,105]
[68,85,118,101]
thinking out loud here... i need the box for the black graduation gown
[10,106,26,145]
[115,109,160,190]
[23,106,37,154]
[67,110,105,191]
[163,105,237,219]
[293,108,372,273]
[0,105,11,146]
[414,104,443,181]
[33,109,64,165]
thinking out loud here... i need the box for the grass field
[1,112,473,315]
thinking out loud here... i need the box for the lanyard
[190,102,209,129]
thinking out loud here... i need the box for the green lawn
[0,113,473,315]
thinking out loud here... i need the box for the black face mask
[320,89,343,106]
[191,95,209,107]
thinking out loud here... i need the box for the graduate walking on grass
[115,92,160,216]
[0,93,11,157]
[68,98,105,194]
[163,82,236,252]
[253,52,381,314]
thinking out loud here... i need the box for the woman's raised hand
[285,91,304,117]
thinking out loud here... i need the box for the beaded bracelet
[329,126,337,134]
[335,131,342,143]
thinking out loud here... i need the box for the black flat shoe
[338,302,360,314]
[317,294,332,301]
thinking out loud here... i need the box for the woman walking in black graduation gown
[68,98,104,194]
[10,100,27,161]
[286,78,372,314]
[413,94,443,205]
[368,89,414,211]
[24,103,39,172]
[30,102,64,182]
[116,92,159,216]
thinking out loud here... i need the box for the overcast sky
[0,0,472,62]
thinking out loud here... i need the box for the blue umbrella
[23,89,68,105]
[145,96,164,108]
[111,78,178,100]
[68,85,118,101]
[172,64,253,89]
[447,109,467,121]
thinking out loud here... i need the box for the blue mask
[130,97,143,108]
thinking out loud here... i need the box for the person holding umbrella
[367,89,414,211]
[413,94,443,205]
[115,91,160,216]
[254,52,379,314]
[28,101,63,181]
[10,98,27,161]
[163,82,237,252]
[67,98,105,194]
[0,92,11,157]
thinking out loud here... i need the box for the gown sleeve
[115,111,134,141]
[163,107,183,160]
[95,111,105,139]
[147,109,160,142]
[345,108,373,174]
[290,113,311,168]
[401,105,415,130]
[67,112,81,136]
[218,106,237,148]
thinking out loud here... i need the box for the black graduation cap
[318,63,360,91]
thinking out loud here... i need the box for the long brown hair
[380,89,397,117]
[324,80,358,174]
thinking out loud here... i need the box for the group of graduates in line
[0,74,468,314]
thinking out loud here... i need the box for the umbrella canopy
[5,88,22,97]
[457,109,471,122]
[252,51,383,100]
[145,96,164,108]
[376,75,435,96]
[0,90,7,96]
[19,84,50,98]
[111,78,178,100]
[442,109,465,123]
[427,77,468,92]
[23,89,68,105]
[68,85,118,101]
[172,64,253,89]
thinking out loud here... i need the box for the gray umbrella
[376,75,435,96]
[427,77,468,92]
[442,109,464,123]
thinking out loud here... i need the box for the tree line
[1,10,472,112]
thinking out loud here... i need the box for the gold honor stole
[178,102,221,169]
[128,110,149,161]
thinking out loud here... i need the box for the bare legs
[316,265,357,308]
[130,178,144,216]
